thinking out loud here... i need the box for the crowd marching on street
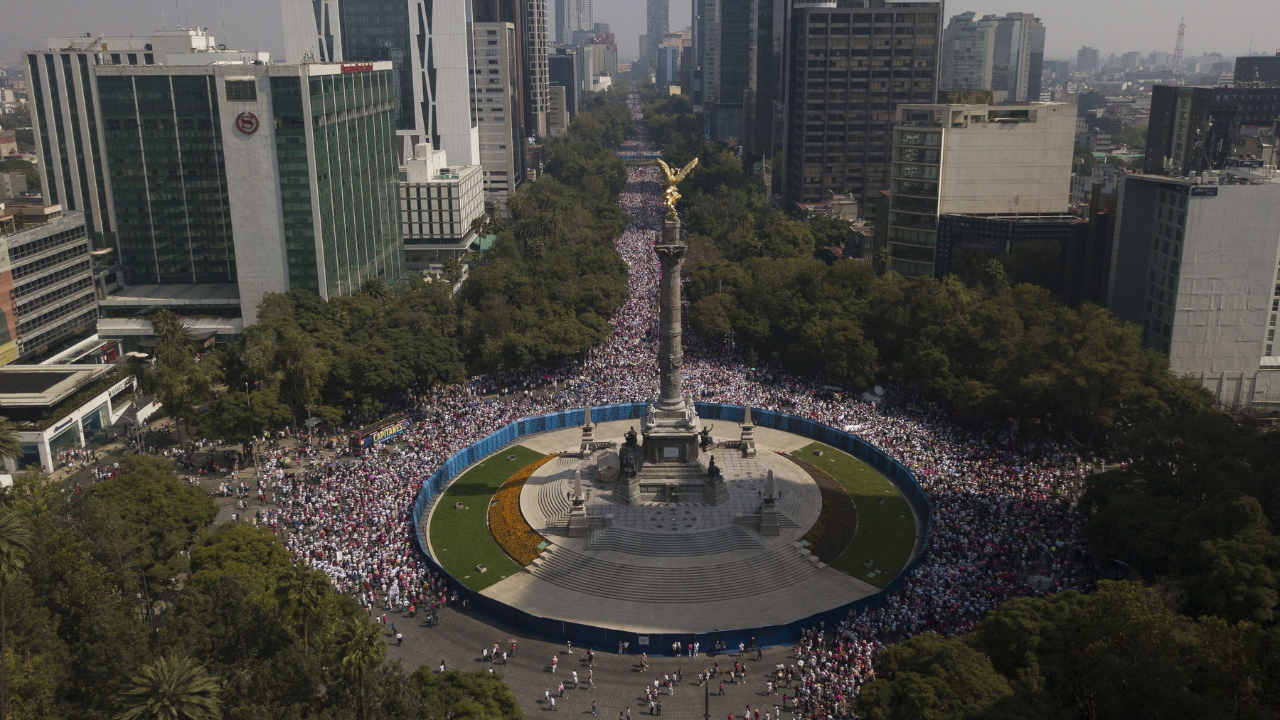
[170,94,1092,718]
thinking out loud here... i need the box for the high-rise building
[781,1,943,210]
[1234,53,1280,85]
[1145,85,1280,176]
[524,0,552,137]
[885,102,1074,276]
[473,22,526,202]
[939,12,996,91]
[746,0,785,168]
[689,0,705,101]
[281,0,480,163]
[576,39,618,95]
[556,0,594,44]
[988,13,1044,103]
[1076,46,1099,73]
[24,29,269,249]
[548,84,570,136]
[0,210,98,361]
[95,61,402,330]
[646,0,670,68]
[703,0,755,141]
[473,0,549,142]
[549,48,580,117]
[657,31,690,88]
[1107,172,1280,410]
[400,144,485,267]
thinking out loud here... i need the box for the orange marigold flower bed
[489,453,559,566]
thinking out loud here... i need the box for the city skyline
[1,0,1276,64]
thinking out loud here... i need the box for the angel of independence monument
[611,159,730,507]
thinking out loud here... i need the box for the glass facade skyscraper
[96,62,402,324]
[98,73,237,285]
[24,30,272,251]
[282,0,481,164]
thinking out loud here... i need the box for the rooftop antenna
[220,0,227,46]
[1173,17,1185,73]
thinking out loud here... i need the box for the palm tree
[505,189,532,221]
[358,277,391,302]
[115,656,222,720]
[149,310,196,367]
[0,419,20,470]
[511,220,539,256]
[337,615,385,720]
[0,512,31,720]
[275,563,326,655]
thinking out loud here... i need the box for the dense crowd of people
[266,94,1090,717]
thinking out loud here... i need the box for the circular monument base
[452,419,882,635]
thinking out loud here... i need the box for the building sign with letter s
[342,63,374,73]
[235,112,259,135]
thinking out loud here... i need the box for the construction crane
[1173,17,1186,73]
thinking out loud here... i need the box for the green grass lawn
[792,442,917,588]
[428,445,544,591]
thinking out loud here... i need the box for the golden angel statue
[656,157,698,219]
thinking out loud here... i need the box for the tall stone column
[655,216,686,411]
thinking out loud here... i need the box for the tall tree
[275,563,326,655]
[115,656,222,720]
[0,420,21,469]
[0,511,31,720]
[337,615,385,720]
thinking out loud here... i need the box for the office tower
[657,32,690,88]
[473,22,526,201]
[1108,172,1280,409]
[1145,86,1217,176]
[1076,46,1098,73]
[576,39,617,94]
[646,0,670,68]
[781,1,943,210]
[689,0,704,101]
[473,0,550,143]
[1145,85,1280,176]
[885,102,1074,277]
[939,12,996,91]
[556,0,594,44]
[281,0,480,164]
[1234,53,1280,85]
[549,48,580,116]
[400,143,484,267]
[988,13,1043,103]
[1026,20,1044,102]
[24,29,268,249]
[0,210,97,361]
[283,0,342,61]
[747,0,784,168]
[1120,51,1141,70]
[95,62,402,328]
[548,85,569,136]
[702,0,754,141]
[525,0,551,137]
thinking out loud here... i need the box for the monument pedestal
[567,471,589,537]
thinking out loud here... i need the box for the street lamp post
[704,673,710,720]
[245,382,259,479]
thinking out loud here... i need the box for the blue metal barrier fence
[409,403,933,650]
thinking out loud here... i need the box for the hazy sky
[1,0,1275,65]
